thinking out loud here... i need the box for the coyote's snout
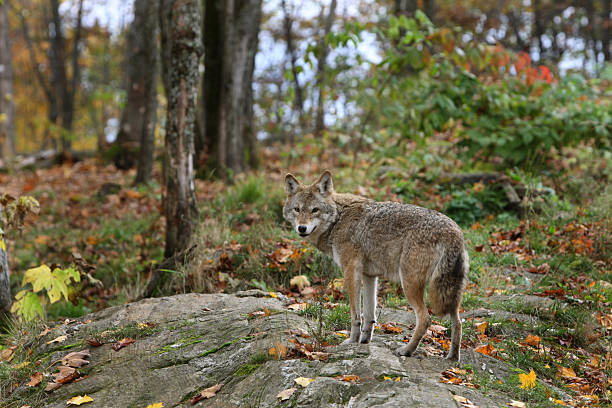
[283,171,468,361]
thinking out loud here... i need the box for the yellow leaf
[145,404,163,408]
[294,377,314,387]
[383,376,392,381]
[0,238,5,251]
[269,291,278,298]
[476,321,488,334]
[12,361,29,369]
[519,369,536,389]
[394,377,401,382]
[66,395,94,405]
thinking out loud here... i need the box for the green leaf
[11,291,43,321]
[22,264,54,293]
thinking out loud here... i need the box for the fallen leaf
[557,366,578,380]
[66,395,93,405]
[294,377,314,387]
[86,338,103,347]
[476,321,488,335]
[290,275,310,291]
[287,302,308,311]
[379,323,403,334]
[53,366,78,384]
[474,344,494,356]
[45,381,62,392]
[269,291,278,298]
[508,401,526,407]
[46,335,67,345]
[522,334,540,347]
[276,387,296,401]
[61,350,90,367]
[268,342,288,359]
[519,369,536,389]
[112,338,135,351]
[146,404,163,408]
[13,361,29,369]
[190,383,223,404]
[285,328,310,338]
[1,347,14,361]
[334,374,359,383]
[37,327,53,338]
[27,371,43,387]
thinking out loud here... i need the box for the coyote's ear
[285,173,302,196]
[315,170,334,197]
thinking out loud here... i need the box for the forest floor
[0,137,611,407]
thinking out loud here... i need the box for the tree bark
[114,0,160,181]
[281,0,304,130]
[314,0,337,138]
[602,0,612,62]
[0,1,15,162]
[0,203,11,316]
[163,0,202,258]
[203,0,262,178]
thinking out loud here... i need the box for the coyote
[283,171,468,361]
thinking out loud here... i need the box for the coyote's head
[283,171,338,239]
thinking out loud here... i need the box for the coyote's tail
[429,246,468,316]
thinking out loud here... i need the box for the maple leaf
[287,302,308,311]
[294,377,314,387]
[276,387,296,401]
[518,369,536,389]
[379,323,403,334]
[66,395,94,406]
[112,338,135,351]
[27,371,43,387]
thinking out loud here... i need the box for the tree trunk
[114,0,160,181]
[48,0,85,157]
[0,1,15,162]
[203,0,262,178]
[163,0,202,258]
[0,203,10,316]
[314,0,337,138]
[281,0,304,131]
[603,0,612,62]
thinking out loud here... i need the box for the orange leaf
[522,334,540,347]
[112,338,135,351]
[475,321,488,335]
[557,366,578,380]
[474,344,494,356]
[334,374,359,383]
[268,342,287,359]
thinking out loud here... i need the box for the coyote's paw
[395,345,414,357]
[445,351,460,362]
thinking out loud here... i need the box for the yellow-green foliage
[11,264,80,321]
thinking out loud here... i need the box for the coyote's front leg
[342,259,363,344]
[359,275,377,343]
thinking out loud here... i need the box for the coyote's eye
[312,208,319,213]
[293,207,300,213]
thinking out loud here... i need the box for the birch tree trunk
[203,0,262,178]
[164,0,202,258]
[0,1,15,162]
